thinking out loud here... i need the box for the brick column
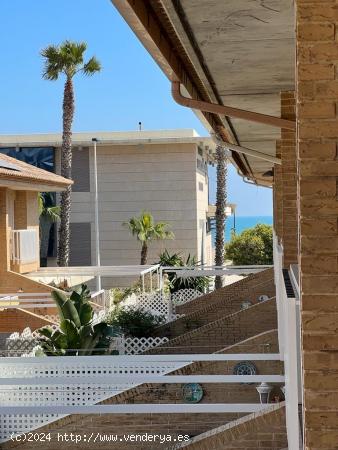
[273,141,283,241]
[296,2,338,448]
[14,191,28,228]
[0,188,10,272]
[280,92,298,267]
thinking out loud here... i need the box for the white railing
[0,355,189,442]
[11,229,38,264]
[0,353,283,442]
[0,292,54,309]
[90,289,111,309]
[273,232,302,449]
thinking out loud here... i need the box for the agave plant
[159,250,210,293]
[37,285,120,356]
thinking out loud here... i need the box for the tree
[124,212,174,265]
[38,192,60,266]
[214,142,228,289]
[41,41,101,266]
[225,224,273,265]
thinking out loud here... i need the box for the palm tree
[41,40,101,266]
[124,212,174,265]
[38,193,60,266]
[214,143,228,289]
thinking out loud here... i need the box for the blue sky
[0,0,272,216]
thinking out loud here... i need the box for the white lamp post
[92,138,101,291]
[256,382,273,404]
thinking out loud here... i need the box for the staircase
[157,268,275,340]
[1,269,286,449]
[170,402,288,450]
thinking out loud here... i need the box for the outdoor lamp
[256,382,273,404]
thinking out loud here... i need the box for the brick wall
[2,330,282,449]
[0,271,57,331]
[0,308,55,333]
[274,141,283,241]
[0,270,53,295]
[0,188,10,271]
[176,268,274,315]
[280,91,298,268]
[296,1,338,448]
[151,298,277,354]
[174,403,287,450]
[157,269,275,339]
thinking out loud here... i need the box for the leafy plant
[123,211,174,264]
[106,306,164,338]
[37,284,119,356]
[225,224,273,265]
[159,250,210,293]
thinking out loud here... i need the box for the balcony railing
[273,232,302,449]
[11,229,38,265]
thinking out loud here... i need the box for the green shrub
[106,306,164,338]
[225,224,273,265]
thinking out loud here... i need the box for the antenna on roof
[138,121,142,131]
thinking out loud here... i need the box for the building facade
[0,130,215,281]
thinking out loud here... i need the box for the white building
[0,129,216,283]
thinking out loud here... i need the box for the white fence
[11,229,38,264]
[5,328,169,357]
[0,353,283,442]
[273,233,302,450]
[122,289,203,322]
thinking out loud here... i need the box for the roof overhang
[112,0,295,187]
[0,178,69,192]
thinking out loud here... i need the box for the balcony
[10,229,39,273]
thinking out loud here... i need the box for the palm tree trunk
[57,77,74,267]
[214,144,227,289]
[140,242,148,265]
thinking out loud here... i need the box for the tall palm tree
[124,212,174,265]
[214,143,228,289]
[41,41,101,266]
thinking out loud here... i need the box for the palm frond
[82,56,101,76]
[41,45,64,80]
[38,193,44,215]
[44,206,61,222]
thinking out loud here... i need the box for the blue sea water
[212,216,273,243]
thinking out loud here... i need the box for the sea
[212,215,273,243]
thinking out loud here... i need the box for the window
[0,147,55,172]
